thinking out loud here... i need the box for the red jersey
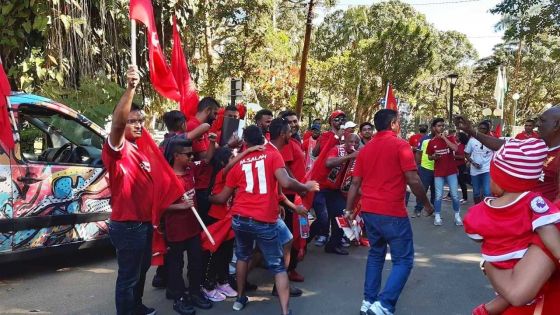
[186,118,212,189]
[464,192,560,269]
[315,145,350,190]
[515,131,540,140]
[408,133,423,149]
[226,143,285,223]
[427,136,458,177]
[535,147,560,201]
[354,131,417,217]
[102,141,154,222]
[208,169,229,220]
[165,168,201,242]
[281,137,306,195]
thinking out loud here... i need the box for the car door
[10,101,111,252]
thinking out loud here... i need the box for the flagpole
[384,82,390,109]
[131,20,137,65]
[190,206,216,245]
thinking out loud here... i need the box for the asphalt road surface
[0,196,494,315]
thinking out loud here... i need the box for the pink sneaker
[216,283,238,298]
[202,288,226,302]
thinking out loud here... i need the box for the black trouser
[166,235,204,300]
[195,189,211,225]
[203,217,235,288]
[285,194,299,272]
[457,164,469,201]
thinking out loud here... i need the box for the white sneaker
[434,217,443,226]
[454,215,463,226]
[367,301,393,315]
[360,300,372,315]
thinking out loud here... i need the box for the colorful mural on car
[0,93,111,258]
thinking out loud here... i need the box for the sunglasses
[126,118,146,125]
[332,117,346,122]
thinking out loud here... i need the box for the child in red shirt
[464,138,560,315]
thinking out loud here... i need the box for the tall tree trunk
[295,0,315,117]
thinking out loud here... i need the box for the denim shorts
[232,216,286,274]
[277,218,293,245]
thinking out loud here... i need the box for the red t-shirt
[165,168,201,242]
[408,133,423,149]
[186,118,212,189]
[316,131,339,155]
[226,143,285,223]
[455,143,466,167]
[281,138,306,195]
[102,141,154,222]
[515,131,540,140]
[208,169,229,220]
[354,131,416,217]
[315,145,349,190]
[535,147,560,201]
[464,192,560,269]
[427,136,458,177]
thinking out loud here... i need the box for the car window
[17,105,104,166]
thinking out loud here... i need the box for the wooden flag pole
[131,20,137,65]
[191,206,216,245]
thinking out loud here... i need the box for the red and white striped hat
[490,138,548,192]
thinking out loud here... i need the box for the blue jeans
[414,167,435,212]
[232,216,285,274]
[362,213,414,313]
[434,174,460,214]
[109,221,153,315]
[471,172,491,199]
[310,189,346,248]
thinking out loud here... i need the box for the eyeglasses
[127,118,146,125]
[177,152,195,158]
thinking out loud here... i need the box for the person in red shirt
[345,109,434,315]
[255,109,274,141]
[303,118,322,142]
[280,111,308,282]
[408,124,428,152]
[186,97,219,224]
[101,66,158,315]
[515,119,540,140]
[359,122,374,147]
[302,123,321,172]
[162,139,212,314]
[455,107,560,202]
[312,110,346,157]
[426,118,462,226]
[209,124,318,315]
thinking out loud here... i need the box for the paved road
[0,197,493,315]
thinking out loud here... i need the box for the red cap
[329,110,346,123]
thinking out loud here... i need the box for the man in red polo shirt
[515,119,540,140]
[101,66,156,315]
[209,124,318,315]
[186,97,219,224]
[455,107,560,202]
[280,111,307,282]
[346,109,434,315]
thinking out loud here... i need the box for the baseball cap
[329,110,346,122]
[342,121,357,129]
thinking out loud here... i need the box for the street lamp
[512,92,520,126]
[447,73,459,125]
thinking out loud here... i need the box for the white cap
[342,121,357,129]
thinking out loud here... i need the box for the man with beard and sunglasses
[186,97,220,224]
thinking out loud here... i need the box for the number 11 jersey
[226,143,286,223]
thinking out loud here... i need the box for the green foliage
[492,0,560,41]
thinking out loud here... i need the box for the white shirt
[465,138,494,176]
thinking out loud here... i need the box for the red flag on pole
[130,0,180,101]
[171,16,199,119]
[0,59,15,150]
[495,123,502,138]
[385,82,398,110]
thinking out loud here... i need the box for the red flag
[171,16,199,119]
[385,82,398,110]
[136,127,185,265]
[0,59,15,150]
[130,0,180,101]
[495,123,502,138]
[201,213,235,253]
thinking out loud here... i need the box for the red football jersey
[165,167,201,242]
[226,143,286,223]
[315,145,349,190]
[464,191,560,269]
[281,137,306,195]
[535,147,560,201]
[208,169,229,220]
[515,131,539,140]
[426,136,458,177]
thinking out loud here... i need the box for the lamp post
[447,73,459,125]
[512,92,520,126]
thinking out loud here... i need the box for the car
[0,92,111,263]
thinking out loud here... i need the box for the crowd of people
[104,66,560,315]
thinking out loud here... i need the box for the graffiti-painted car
[0,93,111,262]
